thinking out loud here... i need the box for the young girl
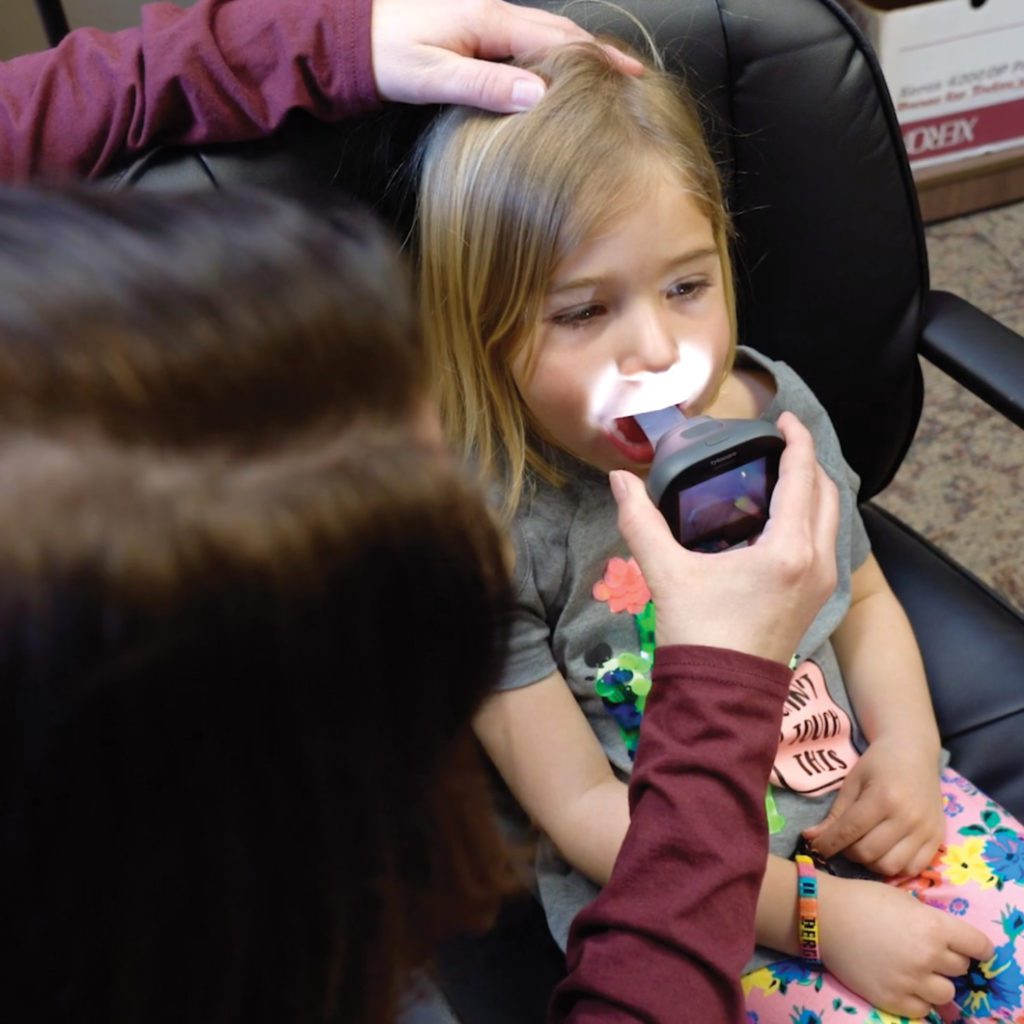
[416,41,1024,1022]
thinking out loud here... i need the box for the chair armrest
[921,290,1024,429]
[863,503,1024,822]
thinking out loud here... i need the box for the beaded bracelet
[795,854,822,965]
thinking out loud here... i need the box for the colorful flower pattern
[743,772,1024,1022]
[942,836,999,890]
[945,794,965,818]
[985,836,1024,886]
[589,558,1024,1022]
[590,562,656,758]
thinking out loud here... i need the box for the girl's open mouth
[606,414,656,464]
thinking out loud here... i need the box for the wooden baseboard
[913,145,1024,224]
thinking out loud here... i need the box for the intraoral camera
[636,407,784,553]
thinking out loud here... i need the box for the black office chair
[34,0,70,46]
[107,1,1024,1018]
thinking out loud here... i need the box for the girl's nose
[617,308,679,377]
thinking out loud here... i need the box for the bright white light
[587,345,713,427]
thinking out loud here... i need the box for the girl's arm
[748,555,986,1018]
[551,645,794,1023]
[754,856,801,956]
[473,644,812,966]
[474,670,629,886]
[803,553,945,877]
[502,654,992,1023]
[757,818,994,1019]
[831,553,939,751]
[474,667,814,966]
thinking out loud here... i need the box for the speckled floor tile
[924,204,1024,313]
[875,201,1024,615]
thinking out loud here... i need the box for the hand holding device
[637,408,784,552]
[609,412,840,664]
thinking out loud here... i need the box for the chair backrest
[111,0,928,497]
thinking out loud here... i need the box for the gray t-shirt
[498,347,874,972]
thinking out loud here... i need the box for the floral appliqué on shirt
[588,558,795,835]
[592,556,650,614]
[590,557,655,759]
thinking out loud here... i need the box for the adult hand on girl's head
[610,411,839,665]
[371,0,643,112]
[817,874,994,1018]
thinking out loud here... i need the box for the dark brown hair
[0,188,515,1024]
[0,187,425,447]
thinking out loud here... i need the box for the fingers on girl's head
[508,6,645,76]
[502,8,594,53]
[599,44,645,76]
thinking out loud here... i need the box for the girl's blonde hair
[417,41,737,520]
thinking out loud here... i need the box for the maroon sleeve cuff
[652,643,792,700]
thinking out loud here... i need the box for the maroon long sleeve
[0,0,378,183]
[550,645,791,1023]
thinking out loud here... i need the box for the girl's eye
[668,279,710,300]
[549,303,605,328]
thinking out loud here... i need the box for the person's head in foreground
[0,187,514,1024]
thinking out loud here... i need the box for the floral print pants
[743,770,1024,1023]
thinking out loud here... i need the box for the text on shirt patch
[770,660,860,796]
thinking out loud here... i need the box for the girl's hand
[818,875,994,1018]
[803,736,945,878]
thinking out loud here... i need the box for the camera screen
[676,457,769,553]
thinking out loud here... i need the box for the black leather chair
[107,1,1024,1018]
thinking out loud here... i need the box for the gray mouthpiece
[634,406,690,447]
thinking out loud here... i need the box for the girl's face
[513,166,732,475]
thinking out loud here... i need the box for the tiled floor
[875,201,1024,615]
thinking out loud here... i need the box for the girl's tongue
[614,415,650,445]
[605,414,656,464]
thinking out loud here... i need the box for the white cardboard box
[836,0,1024,168]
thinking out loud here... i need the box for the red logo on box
[901,96,1024,161]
